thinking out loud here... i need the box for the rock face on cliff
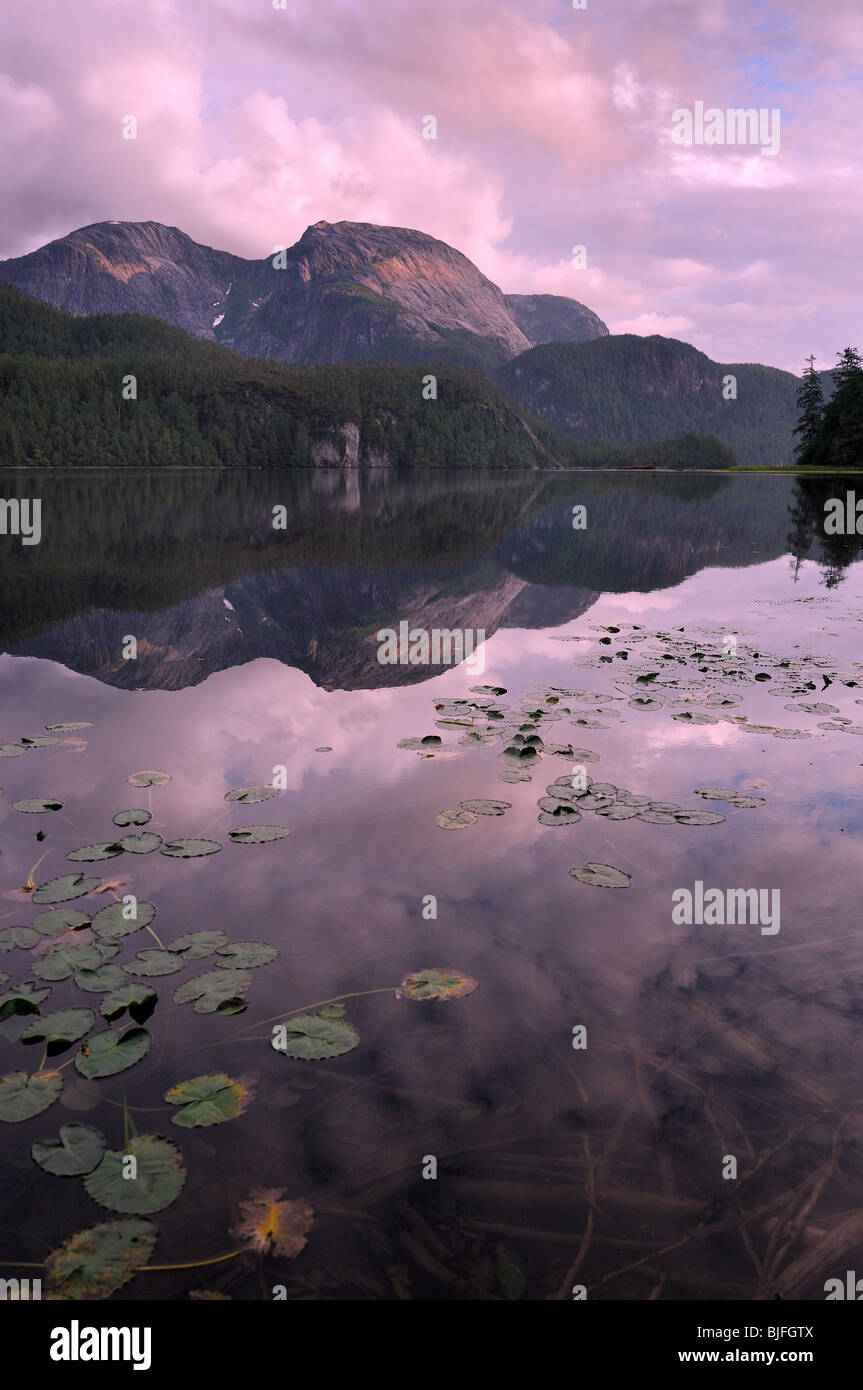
[505,293,609,346]
[0,219,532,369]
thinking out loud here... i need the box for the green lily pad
[74,964,127,994]
[0,742,27,758]
[674,809,727,826]
[66,842,125,862]
[112,809,152,827]
[397,736,442,750]
[458,732,497,748]
[672,712,718,725]
[470,685,506,696]
[84,1134,186,1215]
[21,1008,95,1054]
[499,769,533,783]
[32,941,119,982]
[164,1073,254,1128]
[11,798,63,813]
[637,809,678,824]
[127,771,172,787]
[0,1070,63,1122]
[224,785,279,803]
[272,1013,360,1060]
[628,697,663,711]
[46,722,93,732]
[75,1027,152,1079]
[0,926,39,952]
[167,931,227,960]
[123,950,184,977]
[397,969,479,1001]
[228,826,291,845]
[33,873,101,904]
[173,970,250,1014]
[91,900,156,939]
[597,804,641,820]
[99,983,158,1025]
[160,838,222,858]
[693,786,766,808]
[21,735,62,747]
[44,1218,156,1299]
[215,941,279,969]
[650,802,682,813]
[119,832,162,855]
[0,981,51,1021]
[32,1123,105,1176]
[458,800,512,816]
[570,862,632,888]
[436,809,477,830]
[33,908,90,937]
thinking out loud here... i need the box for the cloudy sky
[1,0,860,371]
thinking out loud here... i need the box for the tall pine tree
[793,354,825,459]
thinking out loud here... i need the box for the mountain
[0,283,735,469]
[498,335,801,466]
[0,282,560,468]
[0,219,531,371]
[505,294,609,346]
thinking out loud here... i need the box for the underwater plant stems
[137,1250,241,1273]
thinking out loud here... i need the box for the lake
[0,468,861,1301]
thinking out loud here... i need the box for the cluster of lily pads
[0,737,479,1297]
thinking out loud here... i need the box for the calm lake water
[1,469,862,1301]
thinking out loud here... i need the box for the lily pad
[21,1008,95,1054]
[597,804,641,820]
[231,1190,314,1258]
[167,931,227,960]
[66,842,125,862]
[674,809,727,826]
[44,1218,156,1299]
[499,769,532,784]
[570,862,632,889]
[75,1027,152,1079]
[470,685,506,696]
[0,1070,63,1122]
[84,1134,186,1215]
[0,981,51,1021]
[0,926,39,952]
[123,950,184,977]
[160,838,222,858]
[458,732,497,748]
[396,969,479,1001]
[118,832,162,855]
[91,900,156,939]
[32,1123,105,1176]
[458,799,512,817]
[45,722,93,732]
[127,771,172,787]
[397,736,441,750]
[538,802,582,826]
[99,983,158,1025]
[437,809,477,830]
[228,826,291,845]
[173,970,251,1014]
[215,941,279,969]
[224,785,279,804]
[32,941,119,982]
[33,908,90,937]
[113,809,152,827]
[164,1073,254,1128]
[11,798,63,813]
[0,742,27,758]
[74,964,127,994]
[32,873,101,904]
[272,1013,360,1060]
[637,809,678,824]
